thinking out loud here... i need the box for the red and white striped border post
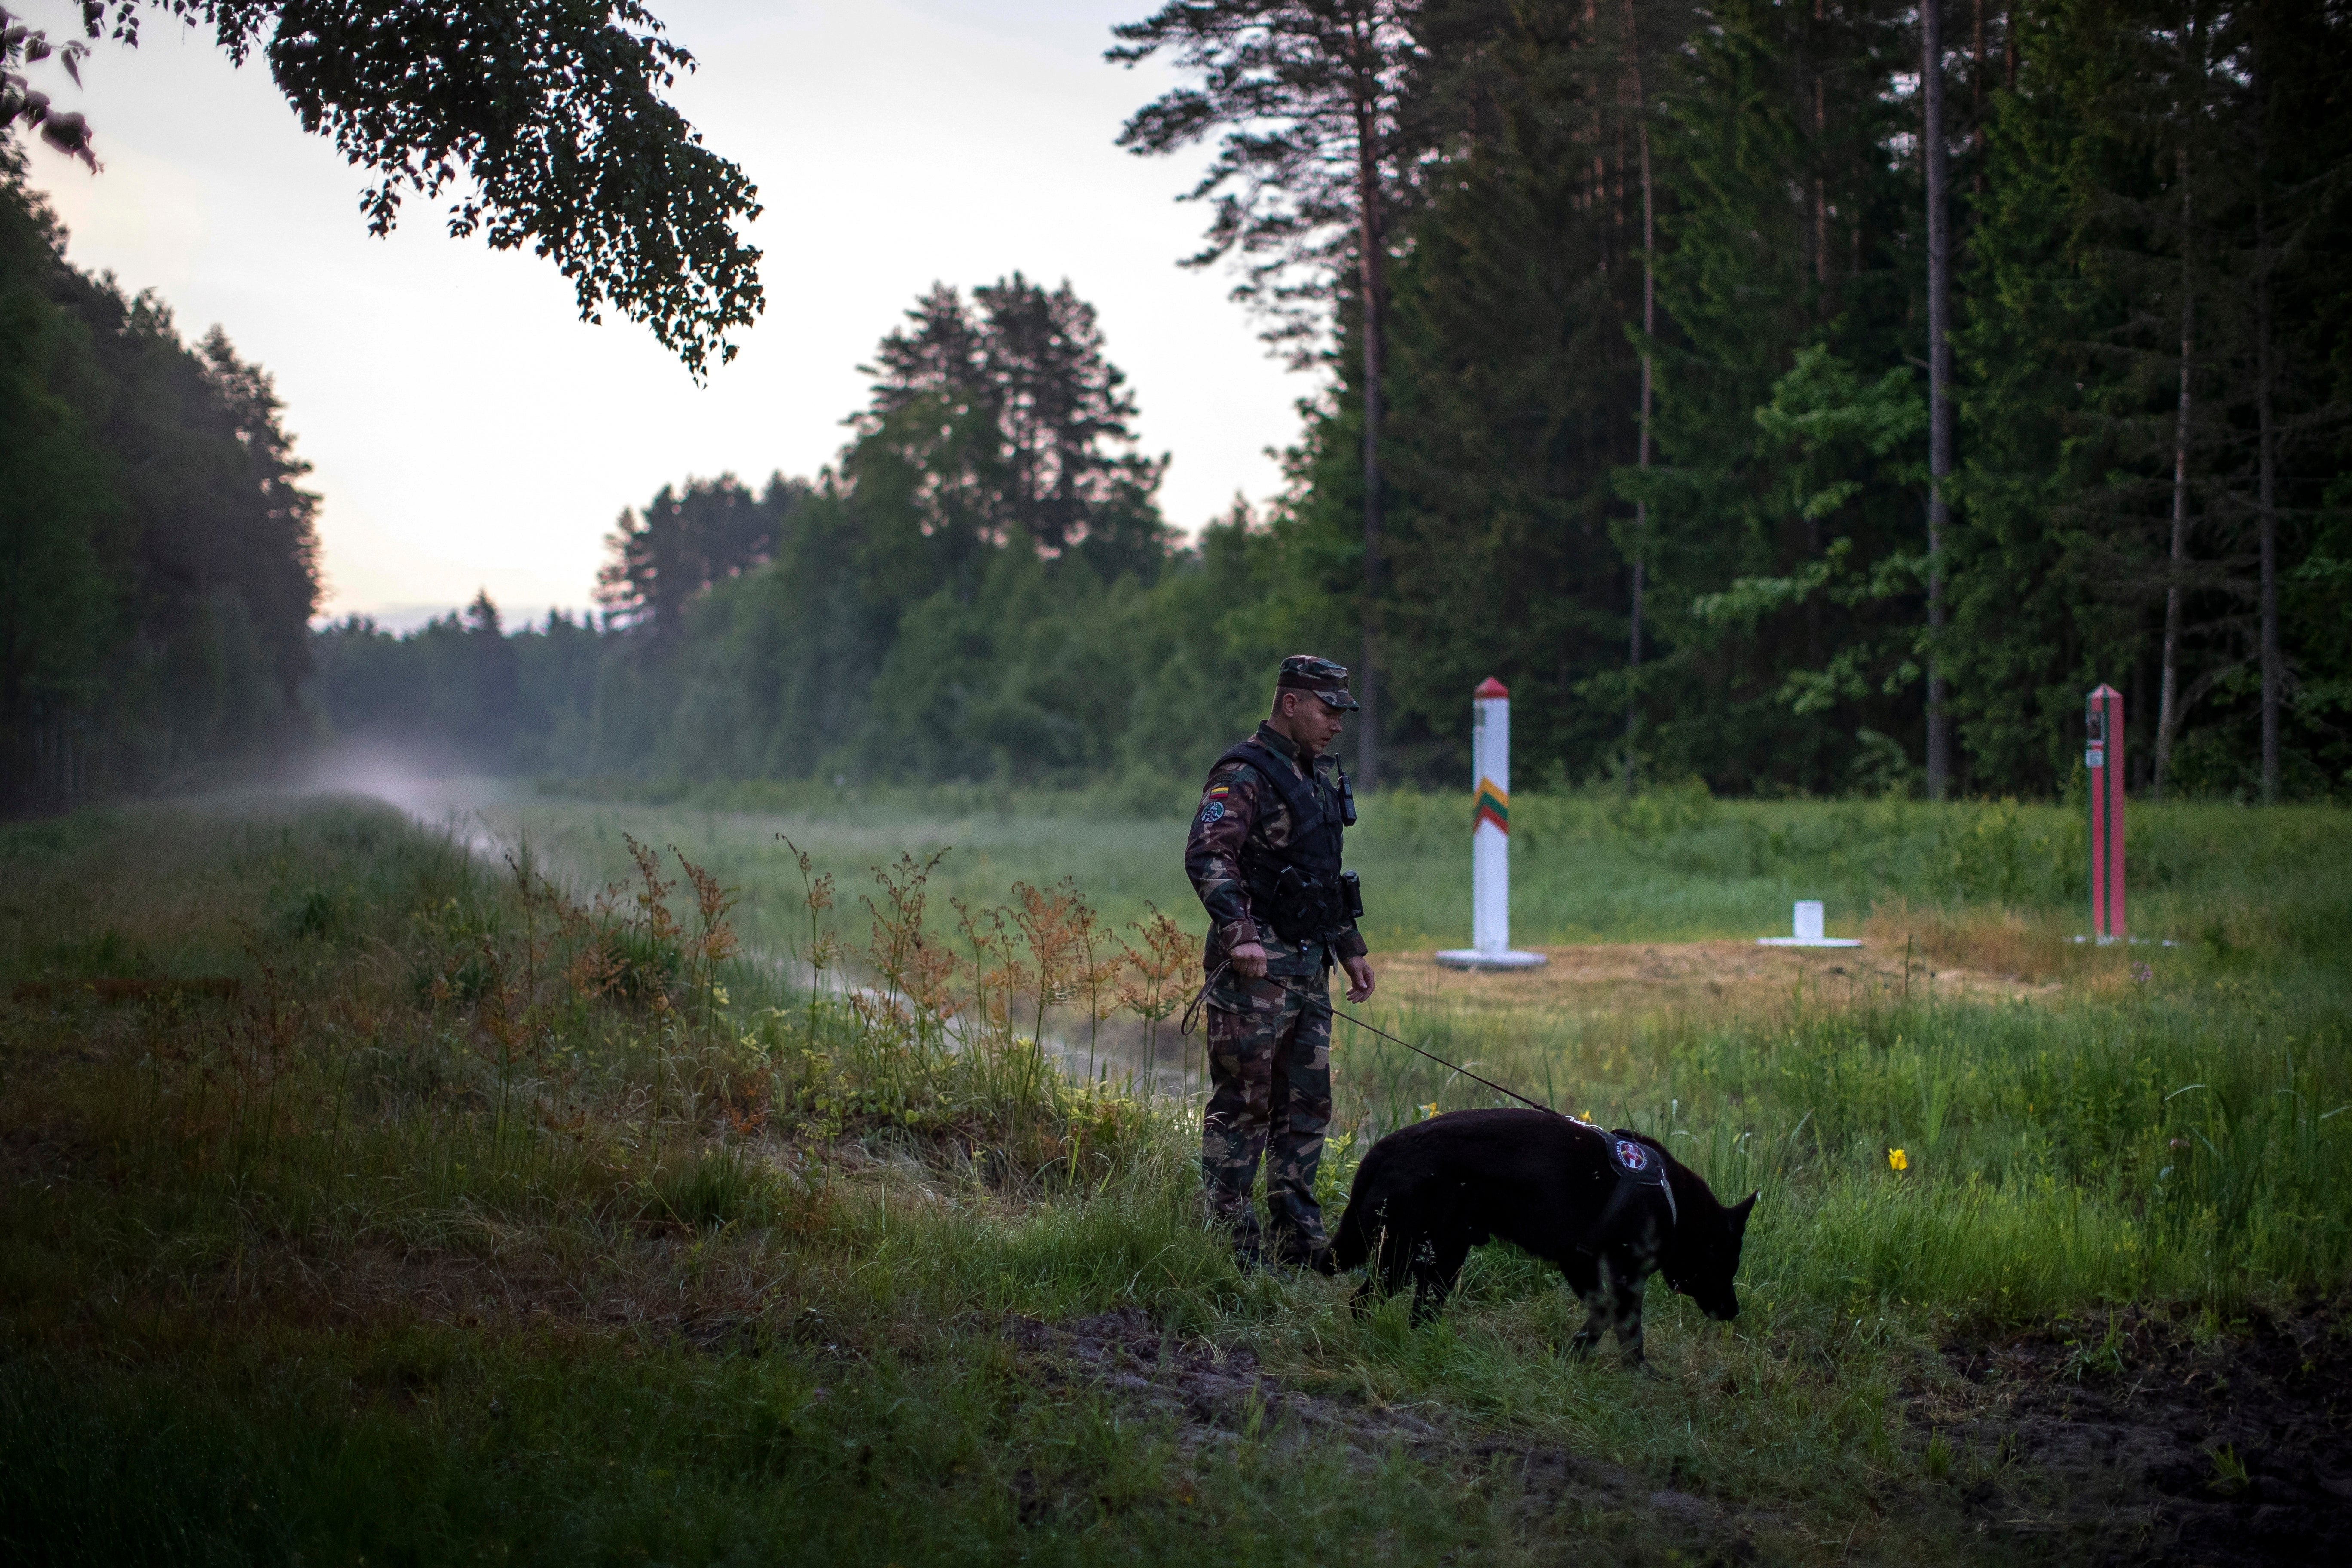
[2087,684,2125,942]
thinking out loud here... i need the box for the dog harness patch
[1569,1127,1679,1255]
[1604,1131,1678,1227]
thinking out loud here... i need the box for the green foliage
[0,147,318,812]
[80,1,764,376]
[1275,0,2352,797]
[1948,0,2352,798]
[1359,0,1664,780]
[1691,346,1930,722]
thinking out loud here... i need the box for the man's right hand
[1228,941,1269,980]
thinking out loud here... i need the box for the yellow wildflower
[1888,1148,1910,1171]
[1421,1102,1440,1121]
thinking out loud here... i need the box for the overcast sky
[15,0,1306,628]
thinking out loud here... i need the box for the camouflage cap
[1277,654,1360,711]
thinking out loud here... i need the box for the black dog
[1330,1107,1756,1372]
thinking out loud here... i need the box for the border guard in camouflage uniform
[1185,655,1377,1271]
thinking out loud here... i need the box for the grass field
[411,772,2351,955]
[3,783,2348,1564]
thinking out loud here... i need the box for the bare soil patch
[1383,940,2056,1015]
[1009,1307,1761,1558]
[1931,1303,2352,1565]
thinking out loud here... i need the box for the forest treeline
[312,275,1294,786]
[14,3,2351,808]
[1,148,318,813]
[315,0,2352,802]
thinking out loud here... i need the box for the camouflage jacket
[1185,721,1367,980]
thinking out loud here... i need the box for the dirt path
[1380,940,2058,1015]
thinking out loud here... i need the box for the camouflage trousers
[1201,969,1332,1260]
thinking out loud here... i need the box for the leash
[1182,960,1561,1117]
[1179,959,1678,1238]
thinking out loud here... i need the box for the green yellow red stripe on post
[1472,777,1509,835]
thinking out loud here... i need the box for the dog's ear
[1729,1192,1758,1233]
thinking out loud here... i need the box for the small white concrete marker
[1757,899,1862,948]
[1437,678,1547,971]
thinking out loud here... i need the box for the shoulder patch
[1199,801,1225,823]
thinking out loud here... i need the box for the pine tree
[595,475,792,646]
[1112,0,1421,786]
[848,276,1170,588]
[1,145,322,806]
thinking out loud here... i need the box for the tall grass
[1323,980,2352,1313]
[466,779,2352,956]
[3,793,2347,1564]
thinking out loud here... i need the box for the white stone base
[1756,937,1863,948]
[1434,949,1550,970]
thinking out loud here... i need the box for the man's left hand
[1339,955,1375,1004]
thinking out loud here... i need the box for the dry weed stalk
[673,844,741,1043]
[1071,894,1124,1084]
[864,850,955,1039]
[1120,903,1199,1091]
[779,834,840,1050]
[1011,879,1087,1053]
[474,853,583,1155]
[222,944,303,1175]
[676,849,741,969]
[954,897,1023,1046]
[617,832,683,1021]
[623,834,680,946]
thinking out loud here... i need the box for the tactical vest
[1212,738,1349,946]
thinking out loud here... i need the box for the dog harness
[1570,1122,1676,1253]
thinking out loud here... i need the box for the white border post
[1757,897,1861,948]
[1438,678,1547,970]
[1473,681,1510,953]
